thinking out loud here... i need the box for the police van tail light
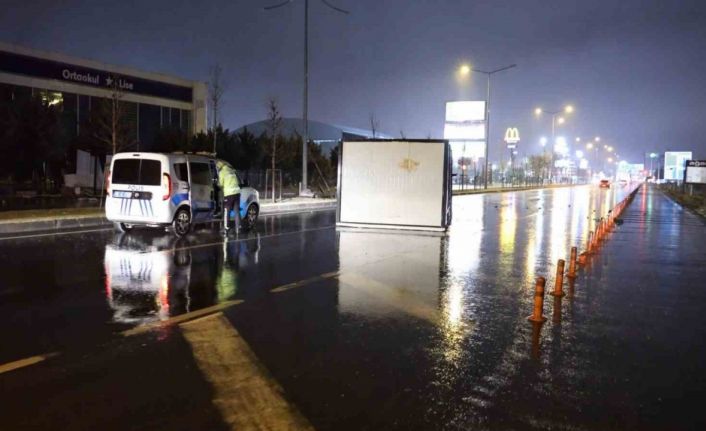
[162,173,172,200]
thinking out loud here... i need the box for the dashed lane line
[181,313,315,431]
[0,352,60,375]
[270,271,340,293]
[121,300,244,337]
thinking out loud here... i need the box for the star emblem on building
[105,76,113,86]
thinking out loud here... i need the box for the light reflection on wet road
[2,184,705,430]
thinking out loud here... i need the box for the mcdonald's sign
[504,127,520,144]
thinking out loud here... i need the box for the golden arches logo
[504,127,520,144]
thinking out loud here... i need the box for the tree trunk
[272,136,276,203]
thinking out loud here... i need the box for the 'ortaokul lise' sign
[0,49,192,102]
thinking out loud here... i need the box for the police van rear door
[110,156,163,218]
[188,158,216,221]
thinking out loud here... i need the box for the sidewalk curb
[0,200,337,235]
[453,183,584,196]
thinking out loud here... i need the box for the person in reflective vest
[216,160,241,233]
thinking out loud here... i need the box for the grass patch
[660,186,706,217]
[0,207,103,221]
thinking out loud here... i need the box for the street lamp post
[265,0,349,195]
[649,152,658,178]
[473,64,517,189]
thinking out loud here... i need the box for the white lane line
[0,227,113,241]
[0,352,60,375]
[181,313,315,431]
[121,300,244,337]
[0,207,335,242]
[260,206,334,217]
[167,225,335,255]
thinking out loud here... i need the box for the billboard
[685,160,706,184]
[664,151,692,180]
[444,101,486,171]
[445,101,485,123]
[444,101,486,142]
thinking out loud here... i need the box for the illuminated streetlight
[575,137,581,142]
[586,142,594,149]
[595,136,601,142]
[459,64,471,76]
[607,146,613,152]
[576,150,584,159]
[534,104,576,182]
[555,136,568,155]
[540,137,548,146]
[607,157,613,163]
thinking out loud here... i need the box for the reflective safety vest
[217,160,240,196]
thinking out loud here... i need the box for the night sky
[1,0,705,162]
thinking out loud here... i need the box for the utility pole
[265,0,349,195]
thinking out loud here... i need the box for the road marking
[121,300,244,337]
[166,225,336,255]
[0,207,334,242]
[181,313,314,431]
[270,271,339,293]
[0,352,59,375]
[260,206,334,217]
[0,227,113,241]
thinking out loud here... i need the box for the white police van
[105,152,259,236]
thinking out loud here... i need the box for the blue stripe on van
[171,193,188,205]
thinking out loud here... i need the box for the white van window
[189,162,212,185]
[112,159,161,185]
[174,163,189,182]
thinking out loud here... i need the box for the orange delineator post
[550,259,566,297]
[568,247,577,278]
[528,276,548,323]
[587,231,594,253]
[578,251,588,266]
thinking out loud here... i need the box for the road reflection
[103,232,260,324]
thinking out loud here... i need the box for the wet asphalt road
[1,184,705,430]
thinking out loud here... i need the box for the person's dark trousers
[223,193,241,231]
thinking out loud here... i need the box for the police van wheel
[114,222,133,233]
[173,209,192,237]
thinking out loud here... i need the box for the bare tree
[266,98,283,202]
[209,64,227,153]
[369,112,380,138]
[89,76,133,156]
